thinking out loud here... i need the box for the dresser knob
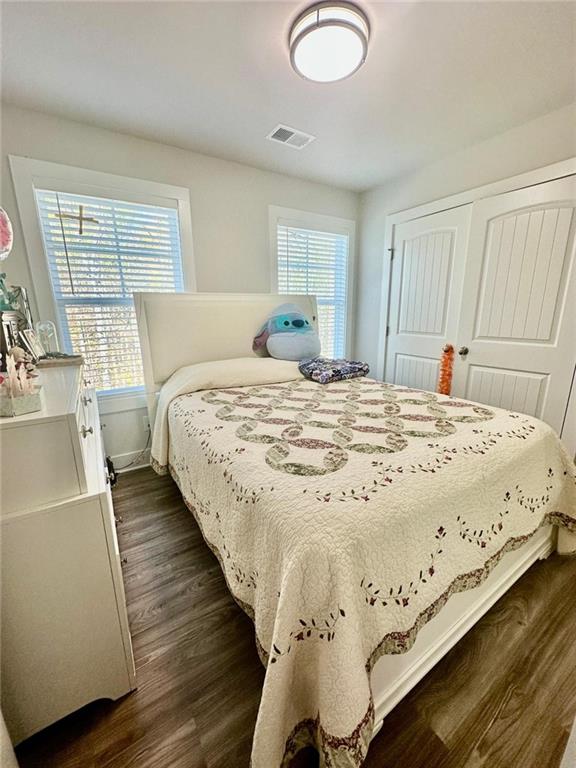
[82,395,92,406]
[81,425,94,438]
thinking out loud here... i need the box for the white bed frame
[135,291,319,424]
[135,291,559,739]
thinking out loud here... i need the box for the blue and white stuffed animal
[252,303,321,361]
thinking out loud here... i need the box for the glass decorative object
[35,320,60,354]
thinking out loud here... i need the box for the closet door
[452,175,576,434]
[385,205,472,390]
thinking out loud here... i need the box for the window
[35,189,184,392]
[271,207,354,358]
[10,156,194,399]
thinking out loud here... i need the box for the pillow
[252,302,321,361]
[160,357,301,397]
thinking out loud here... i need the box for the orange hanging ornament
[437,344,454,396]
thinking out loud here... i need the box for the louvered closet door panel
[452,175,576,434]
[385,205,472,390]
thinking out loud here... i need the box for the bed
[135,292,576,768]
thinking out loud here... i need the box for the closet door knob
[458,346,469,357]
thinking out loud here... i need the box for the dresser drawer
[0,419,85,515]
[0,365,89,516]
[1,496,134,742]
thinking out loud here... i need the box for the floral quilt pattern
[161,377,576,768]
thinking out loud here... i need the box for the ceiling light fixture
[289,2,370,83]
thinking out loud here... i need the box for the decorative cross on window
[55,204,99,235]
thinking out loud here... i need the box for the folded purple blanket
[298,356,370,384]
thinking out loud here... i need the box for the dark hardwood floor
[15,467,576,768]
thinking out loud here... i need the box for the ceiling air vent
[266,124,316,150]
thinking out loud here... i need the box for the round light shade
[289,2,369,83]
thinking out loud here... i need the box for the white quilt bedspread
[151,357,302,470]
[154,375,576,768]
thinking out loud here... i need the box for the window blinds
[277,223,349,358]
[35,189,184,392]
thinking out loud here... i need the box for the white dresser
[0,364,136,744]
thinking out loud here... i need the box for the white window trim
[268,205,356,357]
[9,156,196,404]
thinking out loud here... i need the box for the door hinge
[388,247,395,260]
[386,325,390,337]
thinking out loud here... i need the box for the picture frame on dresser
[19,327,45,361]
[1,311,21,356]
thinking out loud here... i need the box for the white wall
[3,101,575,464]
[356,103,576,371]
[0,103,358,467]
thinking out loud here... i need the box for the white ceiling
[2,1,575,191]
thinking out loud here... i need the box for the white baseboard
[110,448,151,473]
[371,527,554,733]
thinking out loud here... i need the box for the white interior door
[452,175,576,434]
[385,205,472,390]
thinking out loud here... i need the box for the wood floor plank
[432,557,576,768]
[363,703,449,768]
[410,555,576,747]
[14,467,576,768]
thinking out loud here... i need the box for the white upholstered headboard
[135,292,318,411]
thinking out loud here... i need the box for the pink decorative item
[0,207,16,311]
[0,208,13,260]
